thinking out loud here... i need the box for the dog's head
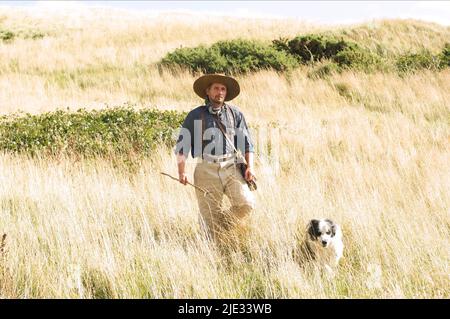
[307,219,338,248]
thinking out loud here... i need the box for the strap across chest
[200,105,236,146]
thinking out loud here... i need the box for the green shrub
[160,45,227,74]
[286,34,352,63]
[0,106,186,158]
[160,39,298,74]
[440,43,450,67]
[214,39,298,73]
[0,29,15,42]
[396,50,444,73]
[22,30,46,40]
[334,46,386,71]
[271,37,290,53]
[0,29,46,42]
[161,34,447,75]
[283,34,385,71]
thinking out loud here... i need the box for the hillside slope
[1,9,449,115]
[0,8,448,298]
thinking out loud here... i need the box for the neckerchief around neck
[206,101,225,116]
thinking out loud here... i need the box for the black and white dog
[297,219,344,273]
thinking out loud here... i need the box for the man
[175,74,256,244]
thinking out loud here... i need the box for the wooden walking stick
[160,172,210,196]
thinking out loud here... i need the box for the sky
[1,1,449,26]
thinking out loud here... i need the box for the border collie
[297,219,344,273]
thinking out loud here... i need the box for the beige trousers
[193,159,255,242]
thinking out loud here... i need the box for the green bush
[440,43,450,67]
[214,39,298,73]
[285,34,353,63]
[161,35,447,75]
[396,50,444,73]
[284,33,386,71]
[160,39,298,74]
[21,30,46,40]
[160,45,227,74]
[0,29,15,42]
[271,37,290,53]
[0,28,46,42]
[0,106,186,158]
[334,46,386,71]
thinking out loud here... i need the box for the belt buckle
[207,157,219,163]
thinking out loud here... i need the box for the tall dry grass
[1,7,448,114]
[0,8,449,298]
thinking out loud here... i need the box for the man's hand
[244,166,255,182]
[244,152,255,182]
[177,153,188,185]
[179,172,188,185]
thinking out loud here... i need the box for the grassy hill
[0,8,448,298]
[0,8,448,114]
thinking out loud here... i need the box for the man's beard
[212,97,224,103]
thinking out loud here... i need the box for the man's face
[206,83,227,105]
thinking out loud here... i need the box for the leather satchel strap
[213,107,257,189]
[200,107,206,158]
[211,112,237,153]
[211,110,248,166]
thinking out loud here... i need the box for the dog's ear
[331,223,337,237]
[308,219,320,240]
[325,219,337,237]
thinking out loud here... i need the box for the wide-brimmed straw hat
[193,74,240,101]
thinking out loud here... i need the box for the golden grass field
[0,8,449,298]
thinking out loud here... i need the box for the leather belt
[202,153,236,163]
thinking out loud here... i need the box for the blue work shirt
[175,102,254,158]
